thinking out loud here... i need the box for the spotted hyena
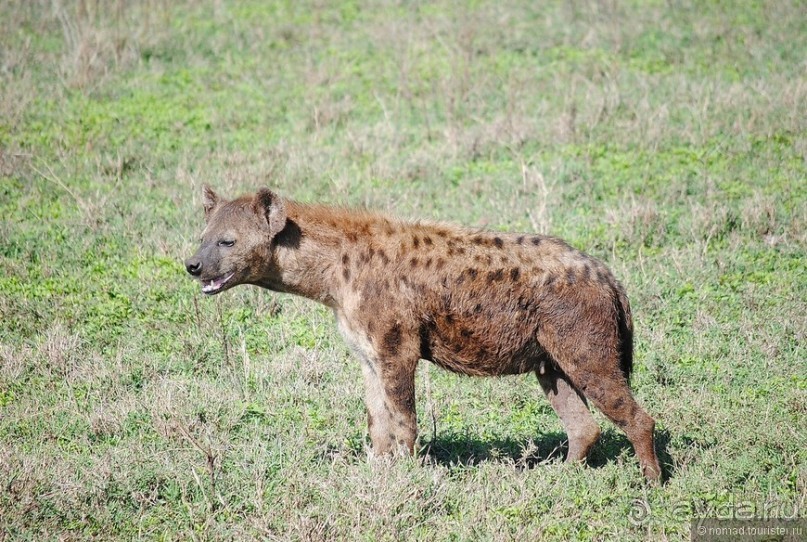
[185,186,661,480]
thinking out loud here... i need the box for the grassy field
[1,0,805,539]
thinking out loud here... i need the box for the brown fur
[185,187,661,480]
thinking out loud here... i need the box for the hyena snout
[185,258,202,276]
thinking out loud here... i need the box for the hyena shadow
[424,428,674,478]
[588,428,673,479]
[423,430,568,469]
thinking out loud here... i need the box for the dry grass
[1,0,805,540]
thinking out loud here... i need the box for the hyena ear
[254,188,287,237]
[202,184,220,221]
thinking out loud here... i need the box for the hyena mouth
[201,272,235,295]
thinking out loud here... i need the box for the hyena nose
[185,259,202,276]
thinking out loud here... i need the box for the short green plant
[1,1,804,540]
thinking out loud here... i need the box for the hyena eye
[218,240,235,247]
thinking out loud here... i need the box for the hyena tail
[615,285,634,384]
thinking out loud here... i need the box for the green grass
[1,0,805,540]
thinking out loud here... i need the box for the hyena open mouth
[201,272,234,294]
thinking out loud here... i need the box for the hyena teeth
[200,273,233,293]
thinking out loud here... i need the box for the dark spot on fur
[472,236,486,245]
[474,303,483,314]
[566,268,576,284]
[493,237,503,249]
[460,328,472,338]
[425,257,433,268]
[347,231,358,242]
[582,264,592,281]
[368,321,375,333]
[445,314,454,324]
[342,254,350,265]
[456,247,466,255]
[487,269,505,283]
[412,236,420,249]
[436,230,448,238]
[467,268,478,279]
[343,268,351,281]
[410,257,419,268]
[436,258,446,270]
[516,236,524,244]
[423,236,433,246]
[369,247,375,258]
[531,237,542,246]
[383,323,402,357]
[387,377,415,412]
[418,323,432,361]
[273,219,302,248]
[473,254,483,263]
[510,267,520,281]
[379,250,389,265]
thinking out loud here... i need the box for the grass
[1,0,805,540]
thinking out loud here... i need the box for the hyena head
[185,185,286,295]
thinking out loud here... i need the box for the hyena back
[185,186,661,480]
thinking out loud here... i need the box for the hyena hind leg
[536,365,601,463]
[563,366,661,481]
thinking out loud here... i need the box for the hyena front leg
[360,354,418,455]
[338,315,419,455]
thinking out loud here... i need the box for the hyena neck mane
[262,200,422,308]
